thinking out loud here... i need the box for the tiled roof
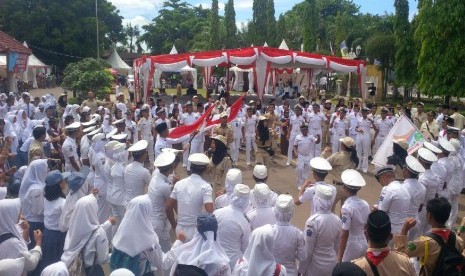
[0,31,32,54]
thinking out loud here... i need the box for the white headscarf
[40,261,69,276]
[225,168,242,195]
[19,159,48,203]
[230,194,249,213]
[0,198,27,250]
[241,224,276,276]
[0,257,25,275]
[15,110,28,129]
[61,194,100,267]
[110,268,135,276]
[112,195,157,257]
[312,191,334,213]
[62,105,72,120]
[172,230,230,275]
[70,104,80,122]
[111,150,128,178]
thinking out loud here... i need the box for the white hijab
[61,194,100,267]
[110,268,135,276]
[241,224,276,276]
[0,198,25,249]
[0,257,25,275]
[15,109,28,129]
[172,231,230,275]
[111,150,127,178]
[19,159,48,203]
[230,194,249,214]
[40,261,69,276]
[112,195,157,257]
[70,104,80,121]
[312,193,334,213]
[62,105,72,120]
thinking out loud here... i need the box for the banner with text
[7,52,29,73]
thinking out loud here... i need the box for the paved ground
[31,86,465,230]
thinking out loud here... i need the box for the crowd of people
[1,88,465,276]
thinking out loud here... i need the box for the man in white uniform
[435,138,456,200]
[330,108,350,154]
[242,107,258,166]
[166,153,214,241]
[124,140,151,204]
[295,157,336,215]
[62,122,82,172]
[180,102,200,168]
[230,116,243,165]
[373,107,393,154]
[401,156,426,241]
[148,151,176,253]
[447,139,463,228]
[287,105,307,166]
[373,164,411,234]
[294,124,320,190]
[355,107,377,173]
[272,194,306,276]
[338,169,370,262]
[307,103,327,158]
[137,105,155,164]
[214,184,251,269]
[153,122,193,159]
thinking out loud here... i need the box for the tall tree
[366,34,395,99]
[252,0,268,45]
[265,0,277,46]
[123,23,141,53]
[209,0,220,49]
[0,0,123,69]
[393,0,416,94]
[224,0,237,48]
[415,0,465,102]
[302,0,318,51]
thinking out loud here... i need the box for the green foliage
[394,0,416,87]
[0,0,123,70]
[122,23,141,53]
[302,0,318,52]
[223,0,237,48]
[62,58,113,102]
[251,0,276,46]
[366,34,395,99]
[415,0,465,98]
[209,0,220,49]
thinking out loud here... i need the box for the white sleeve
[298,220,317,275]
[22,246,42,272]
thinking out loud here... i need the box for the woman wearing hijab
[19,159,49,249]
[61,194,109,273]
[207,135,233,196]
[111,195,168,275]
[232,224,287,276]
[108,143,128,235]
[40,261,69,276]
[70,104,81,123]
[298,185,341,276]
[41,171,68,270]
[214,168,242,209]
[0,198,43,274]
[169,213,231,276]
[15,109,29,144]
[256,116,277,168]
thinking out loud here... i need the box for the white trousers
[245,136,257,164]
[342,234,367,262]
[287,132,298,163]
[356,133,371,173]
[97,195,111,226]
[448,194,459,228]
[110,203,126,237]
[230,138,241,163]
[309,129,322,157]
[332,132,344,154]
[176,224,196,242]
[153,220,172,253]
[296,155,311,188]
[373,135,386,155]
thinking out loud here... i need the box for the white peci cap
[226,168,242,185]
[233,184,250,198]
[91,133,105,142]
[83,126,96,134]
[253,164,268,179]
[341,169,366,188]
[111,133,128,141]
[274,194,295,213]
[423,141,442,154]
[405,155,425,174]
[106,128,118,139]
[315,185,333,200]
[104,140,119,151]
[438,138,455,153]
[253,183,271,201]
[154,152,176,167]
[373,164,396,177]
[88,127,102,137]
[449,138,461,152]
[112,143,126,154]
[113,118,125,125]
[161,148,182,154]
[81,119,96,127]
[65,122,81,130]
[310,157,332,172]
[128,140,148,152]
[417,148,438,163]
[188,153,210,165]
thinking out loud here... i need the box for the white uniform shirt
[148,172,172,226]
[180,112,199,126]
[377,180,411,233]
[231,118,243,139]
[356,117,372,134]
[107,162,126,205]
[294,134,316,156]
[62,136,79,172]
[272,222,306,276]
[170,174,213,226]
[299,182,337,214]
[123,161,151,204]
[214,205,251,268]
[419,169,442,201]
[80,136,91,161]
[154,135,190,158]
[341,196,370,234]
[138,117,154,140]
[402,178,426,218]
[375,118,393,137]
[307,112,326,133]
[449,154,464,195]
[23,187,44,222]
[290,115,307,134]
[44,197,66,230]
[332,117,350,135]
[242,115,258,137]
[246,207,276,230]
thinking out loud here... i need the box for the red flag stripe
[168,104,215,138]
[206,95,245,127]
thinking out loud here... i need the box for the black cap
[197,213,218,241]
[332,262,367,276]
[367,210,391,242]
[155,122,168,133]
